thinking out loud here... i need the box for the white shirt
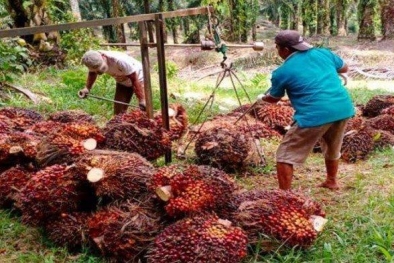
[98,50,143,87]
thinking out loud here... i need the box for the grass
[1,59,394,262]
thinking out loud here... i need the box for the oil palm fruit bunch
[366,114,394,135]
[151,164,237,217]
[0,115,15,134]
[0,165,33,208]
[233,190,325,248]
[0,132,39,166]
[35,122,105,167]
[87,199,163,262]
[16,164,90,226]
[75,150,154,201]
[103,109,171,160]
[44,212,91,251]
[362,95,394,117]
[341,127,375,163]
[48,109,95,124]
[0,107,43,131]
[26,120,63,136]
[250,101,294,134]
[154,103,189,141]
[147,213,248,263]
[371,129,394,150]
[195,127,264,171]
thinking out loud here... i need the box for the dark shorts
[276,119,349,165]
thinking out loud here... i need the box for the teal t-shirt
[269,48,355,128]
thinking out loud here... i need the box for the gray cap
[275,30,312,51]
[81,50,105,70]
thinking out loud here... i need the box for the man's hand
[339,73,348,86]
[139,102,146,111]
[78,87,90,99]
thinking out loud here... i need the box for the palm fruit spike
[87,199,163,262]
[366,114,394,135]
[44,212,91,251]
[147,213,248,263]
[154,103,189,141]
[362,95,394,117]
[48,109,95,124]
[103,109,171,160]
[61,122,105,143]
[0,165,33,209]
[233,190,325,249]
[195,127,265,171]
[151,164,237,217]
[371,129,394,150]
[0,107,43,131]
[15,164,89,226]
[341,127,375,163]
[0,132,39,166]
[252,101,294,134]
[75,150,154,200]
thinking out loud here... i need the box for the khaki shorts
[276,119,349,165]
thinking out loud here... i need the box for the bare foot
[318,181,339,190]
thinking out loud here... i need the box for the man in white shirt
[79,50,146,114]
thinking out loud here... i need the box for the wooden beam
[0,6,214,38]
[139,21,153,119]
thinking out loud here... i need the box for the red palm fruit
[152,164,237,217]
[147,213,248,263]
[0,107,43,131]
[15,164,90,226]
[87,199,164,262]
[75,150,154,201]
[381,105,394,115]
[61,122,105,143]
[44,212,91,251]
[346,115,366,132]
[341,127,375,163]
[233,190,324,249]
[252,101,294,134]
[0,132,39,165]
[195,127,265,171]
[26,120,63,136]
[0,165,33,208]
[154,103,189,141]
[0,115,15,134]
[362,95,394,117]
[366,114,394,135]
[103,110,171,160]
[48,110,95,124]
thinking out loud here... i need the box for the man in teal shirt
[258,30,355,190]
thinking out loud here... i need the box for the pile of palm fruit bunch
[340,95,394,163]
[231,189,326,250]
[102,109,172,160]
[147,213,248,263]
[150,164,238,218]
[194,126,265,171]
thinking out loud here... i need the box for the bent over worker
[257,30,355,190]
[79,50,146,115]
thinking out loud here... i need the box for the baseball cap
[275,30,313,51]
[81,50,107,72]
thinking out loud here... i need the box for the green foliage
[0,39,31,82]
[60,19,101,65]
[153,60,179,79]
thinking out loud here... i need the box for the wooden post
[139,21,153,118]
[155,13,171,163]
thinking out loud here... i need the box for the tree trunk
[69,0,81,21]
[336,0,347,36]
[168,0,178,44]
[112,0,126,47]
[317,0,330,35]
[380,0,394,39]
[358,0,377,40]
